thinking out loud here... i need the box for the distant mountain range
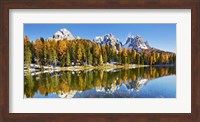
[48,28,174,53]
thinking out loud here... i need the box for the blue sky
[24,24,176,53]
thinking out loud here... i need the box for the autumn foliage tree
[57,40,67,66]
[77,43,84,65]
[24,36,176,68]
[117,45,122,64]
[33,39,43,65]
[122,48,128,64]
[24,36,32,68]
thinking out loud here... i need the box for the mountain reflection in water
[24,66,176,98]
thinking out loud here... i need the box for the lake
[24,66,176,98]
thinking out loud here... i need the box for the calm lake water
[24,66,176,98]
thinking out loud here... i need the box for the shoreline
[59,64,150,71]
[24,64,150,72]
[24,64,176,73]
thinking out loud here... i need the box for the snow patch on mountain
[93,36,104,44]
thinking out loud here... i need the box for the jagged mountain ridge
[49,28,173,53]
[50,28,150,51]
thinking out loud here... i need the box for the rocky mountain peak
[122,34,149,51]
[53,28,75,41]
[93,34,122,49]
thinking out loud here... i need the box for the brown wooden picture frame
[0,0,200,122]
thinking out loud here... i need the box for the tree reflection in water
[24,66,176,98]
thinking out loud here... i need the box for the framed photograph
[0,0,200,122]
